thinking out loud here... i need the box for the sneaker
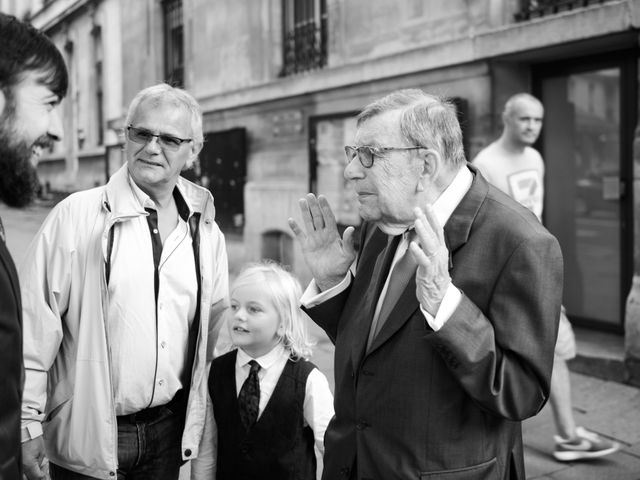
[553,426,621,461]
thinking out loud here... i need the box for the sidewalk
[2,202,640,479]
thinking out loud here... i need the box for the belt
[117,404,168,424]
[116,390,186,424]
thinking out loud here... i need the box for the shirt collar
[127,173,193,221]
[236,343,287,370]
[431,165,473,227]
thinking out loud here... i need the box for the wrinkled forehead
[134,96,188,118]
[354,109,403,145]
[130,97,192,132]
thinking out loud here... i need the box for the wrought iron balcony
[280,19,327,77]
[515,0,615,21]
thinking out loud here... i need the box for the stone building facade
[6,0,640,382]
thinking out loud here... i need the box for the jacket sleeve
[0,245,23,478]
[427,233,563,421]
[19,202,75,428]
[205,223,229,363]
[190,393,217,480]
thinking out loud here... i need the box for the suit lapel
[350,228,391,371]
[444,164,487,255]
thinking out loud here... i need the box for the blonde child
[207,261,334,480]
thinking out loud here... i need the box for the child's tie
[238,360,261,430]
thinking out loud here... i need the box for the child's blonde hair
[230,260,314,360]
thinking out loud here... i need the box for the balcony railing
[280,19,327,77]
[515,0,614,21]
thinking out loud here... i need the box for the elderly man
[289,89,563,479]
[20,83,228,480]
[0,13,67,479]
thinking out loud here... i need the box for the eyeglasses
[126,125,192,152]
[344,145,422,168]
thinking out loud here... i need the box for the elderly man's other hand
[288,193,356,291]
[22,436,49,480]
[410,205,451,316]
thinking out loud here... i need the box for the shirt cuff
[300,274,351,308]
[21,422,43,443]
[420,283,462,331]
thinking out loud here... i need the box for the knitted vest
[210,350,317,480]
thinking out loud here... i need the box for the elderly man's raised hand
[410,205,452,316]
[288,194,356,291]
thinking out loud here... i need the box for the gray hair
[357,89,466,167]
[125,83,203,144]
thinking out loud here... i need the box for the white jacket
[20,165,228,479]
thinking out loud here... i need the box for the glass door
[535,55,635,330]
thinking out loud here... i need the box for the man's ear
[191,140,204,157]
[419,148,440,178]
[416,148,440,193]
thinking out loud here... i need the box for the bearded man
[0,12,67,479]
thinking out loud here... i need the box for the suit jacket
[0,224,23,480]
[304,165,563,480]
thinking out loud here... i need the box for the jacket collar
[443,163,487,254]
[102,164,215,222]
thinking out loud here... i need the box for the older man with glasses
[20,83,229,480]
[289,89,563,479]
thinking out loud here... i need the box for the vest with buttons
[210,349,317,480]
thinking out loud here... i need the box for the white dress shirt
[235,344,334,455]
[107,176,198,415]
[301,165,473,331]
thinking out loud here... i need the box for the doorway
[534,53,636,331]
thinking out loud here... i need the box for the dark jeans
[50,407,184,480]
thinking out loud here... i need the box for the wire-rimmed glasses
[344,145,422,168]
[126,125,192,152]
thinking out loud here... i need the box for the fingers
[342,225,356,257]
[298,195,319,234]
[413,206,442,258]
[318,195,339,233]
[292,193,340,237]
[287,217,306,242]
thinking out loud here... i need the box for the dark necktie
[238,360,261,431]
[368,231,417,348]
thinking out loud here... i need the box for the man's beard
[0,117,42,208]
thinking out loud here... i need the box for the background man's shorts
[554,306,576,360]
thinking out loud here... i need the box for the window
[162,0,184,87]
[515,0,615,21]
[91,24,104,146]
[281,0,327,77]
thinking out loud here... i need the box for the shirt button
[184,449,192,457]
[158,379,165,386]
[153,228,158,234]
[160,341,167,349]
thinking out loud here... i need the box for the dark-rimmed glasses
[126,125,192,152]
[344,145,422,168]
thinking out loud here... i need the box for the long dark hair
[0,13,68,99]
